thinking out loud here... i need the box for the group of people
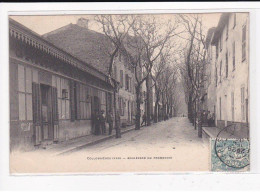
[202,110,215,127]
[92,110,120,137]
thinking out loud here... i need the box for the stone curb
[55,126,136,156]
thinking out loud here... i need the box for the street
[10,117,210,173]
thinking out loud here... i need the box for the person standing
[107,111,114,135]
[141,112,147,126]
[100,110,106,134]
[94,110,101,135]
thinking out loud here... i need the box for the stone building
[9,18,114,150]
[205,13,249,137]
[43,18,136,126]
[112,48,136,126]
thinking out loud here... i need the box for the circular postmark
[214,126,250,169]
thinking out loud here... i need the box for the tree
[151,53,166,123]
[122,30,146,130]
[165,67,179,117]
[179,14,207,137]
[151,51,179,122]
[95,15,136,135]
[130,15,180,126]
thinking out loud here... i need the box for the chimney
[77,18,89,29]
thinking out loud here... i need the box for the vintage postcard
[9,12,250,173]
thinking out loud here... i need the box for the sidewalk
[41,125,136,156]
[202,126,238,139]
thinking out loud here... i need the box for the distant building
[9,18,114,150]
[43,18,136,126]
[205,13,249,138]
[112,48,136,126]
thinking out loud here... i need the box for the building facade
[44,18,136,127]
[9,18,114,151]
[206,13,249,138]
[112,50,136,126]
[203,27,217,115]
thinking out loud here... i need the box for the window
[219,61,222,83]
[120,70,124,88]
[232,42,236,71]
[231,92,235,121]
[129,77,132,92]
[53,76,70,120]
[242,24,247,62]
[125,74,129,90]
[18,64,36,121]
[62,89,69,99]
[78,84,92,120]
[233,13,236,28]
[225,51,228,78]
[241,87,245,121]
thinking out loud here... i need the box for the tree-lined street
[10,117,209,173]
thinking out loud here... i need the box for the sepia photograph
[8,12,249,173]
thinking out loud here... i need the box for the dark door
[91,96,100,134]
[40,84,53,141]
[93,96,101,116]
[32,82,41,145]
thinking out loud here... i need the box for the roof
[43,24,113,74]
[9,18,109,81]
[211,13,231,45]
[205,27,216,49]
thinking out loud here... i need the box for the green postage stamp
[211,138,250,171]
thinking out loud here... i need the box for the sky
[10,13,221,36]
[9,13,222,84]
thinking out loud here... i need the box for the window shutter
[70,81,76,121]
[51,87,59,141]
[52,87,58,122]
[125,74,128,90]
[32,82,41,145]
[75,83,81,120]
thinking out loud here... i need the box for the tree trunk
[135,85,141,130]
[162,94,165,121]
[188,93,193,122]
[193,101,197,129]
[146,75,151,126]
[197,99,202,138]
[154,99,159,123]
[113,85,121,137]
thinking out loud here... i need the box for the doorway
[91,96,101,134]
[40,84,53,141]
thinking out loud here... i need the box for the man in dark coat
[107,111,114,135]
[94,110,101,135]
[100,110,106,134]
